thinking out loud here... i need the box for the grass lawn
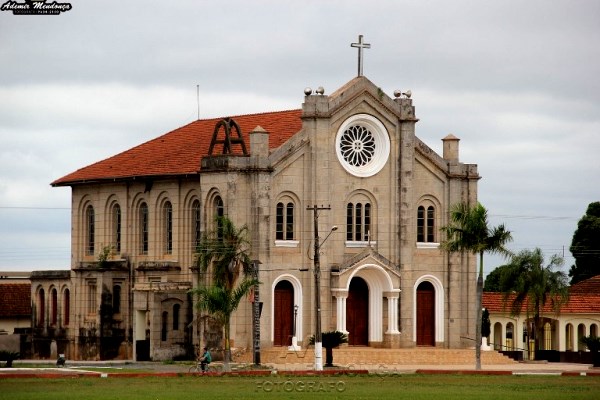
[0,374,599,400]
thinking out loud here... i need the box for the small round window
[335,114,390,177]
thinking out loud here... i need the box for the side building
[483,275,600,361]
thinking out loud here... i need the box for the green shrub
[0,350,20,368]
[581,335,600,352]
[308,330,348,367]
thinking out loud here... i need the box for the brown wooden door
[347,277,369,346]
[416,281,435,346]
[273,280,294,346]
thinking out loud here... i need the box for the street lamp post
[293,304,298,337]
[308,204,337,371]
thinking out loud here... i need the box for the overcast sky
[1,1,598,276]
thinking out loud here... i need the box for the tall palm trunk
[475,251,484,370]
[223,317,231,372]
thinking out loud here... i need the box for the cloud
[0,0,599,272]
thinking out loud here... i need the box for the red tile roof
[569,275,600,294]
[0,283,31,317]
[483,291,600,314]
[52,109,303,186]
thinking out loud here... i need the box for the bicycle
[188,361,218,373]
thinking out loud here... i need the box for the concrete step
[236,347,518,365]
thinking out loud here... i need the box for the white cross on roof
[351,35,371,77]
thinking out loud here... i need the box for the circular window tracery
[339,125,376,167]
[335,114,390,177]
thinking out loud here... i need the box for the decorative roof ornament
[208,117,248,156]
[350,34,371,77]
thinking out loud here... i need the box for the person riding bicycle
[200,346,211,372]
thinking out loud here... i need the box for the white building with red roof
[483,275,600,358]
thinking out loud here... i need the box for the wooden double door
[273,280,294,346]
[347,277,369,346]
[416,281,435,346]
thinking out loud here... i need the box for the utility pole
[307,205,336,371]
[251,260,261,366]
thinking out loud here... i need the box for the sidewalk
[264,361,598,375]
[2,359,598,377]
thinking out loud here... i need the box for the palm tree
[309,331,348,367]
[193,216,255,371]
[499,248,569,356]
[196,216,252,289]
[440,202,512,370]
[193,278,258,372]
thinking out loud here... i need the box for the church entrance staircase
[236,347,517,367]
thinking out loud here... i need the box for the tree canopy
[483,264,512,292]
[196,216,252,290]
[499,248,569,352]
[440,202,513,276]
[569,202,600,285]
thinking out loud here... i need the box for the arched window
[577,324,586,351]
[427,206,435,242]
[113,285,121,314]
[565,323,574,351]
[163,201,173,254]
[417,205,436,243]
[544,322,552,350]
[87,280,97,314]
[85,205,95,256]
[112,203,121,254]
[276,202,295,240]
[161,311,168,341]
[192,199,201,250]
[214,196,224,241]
[506,322,514,351]
[37,288,45,327]
[346,202,371,242]
[139,202,149,255]
[173,304,180,331]
[63,289,70,326]
[50,288,58,326]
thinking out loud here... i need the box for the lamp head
[331,226,338,231]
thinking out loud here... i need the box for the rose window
[339,125,376,167]
[335,114,390,177]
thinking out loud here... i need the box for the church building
[31,41,480,361]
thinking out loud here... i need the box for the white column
[336,295,348,333]
[515,318,524,353]
[557,320,565,352]
[386,295,400,334]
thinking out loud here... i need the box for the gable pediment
[334,247,399,278]
[302,76,417,123]
[330,247,401,294]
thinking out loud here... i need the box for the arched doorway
[347,277,369,346]
[493,322,502,351]
[506,322,515,351]
[416,281,435,346]
[273,280,294,346]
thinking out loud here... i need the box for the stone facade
[32,75,479,360]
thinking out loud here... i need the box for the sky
[0,0,598,276]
